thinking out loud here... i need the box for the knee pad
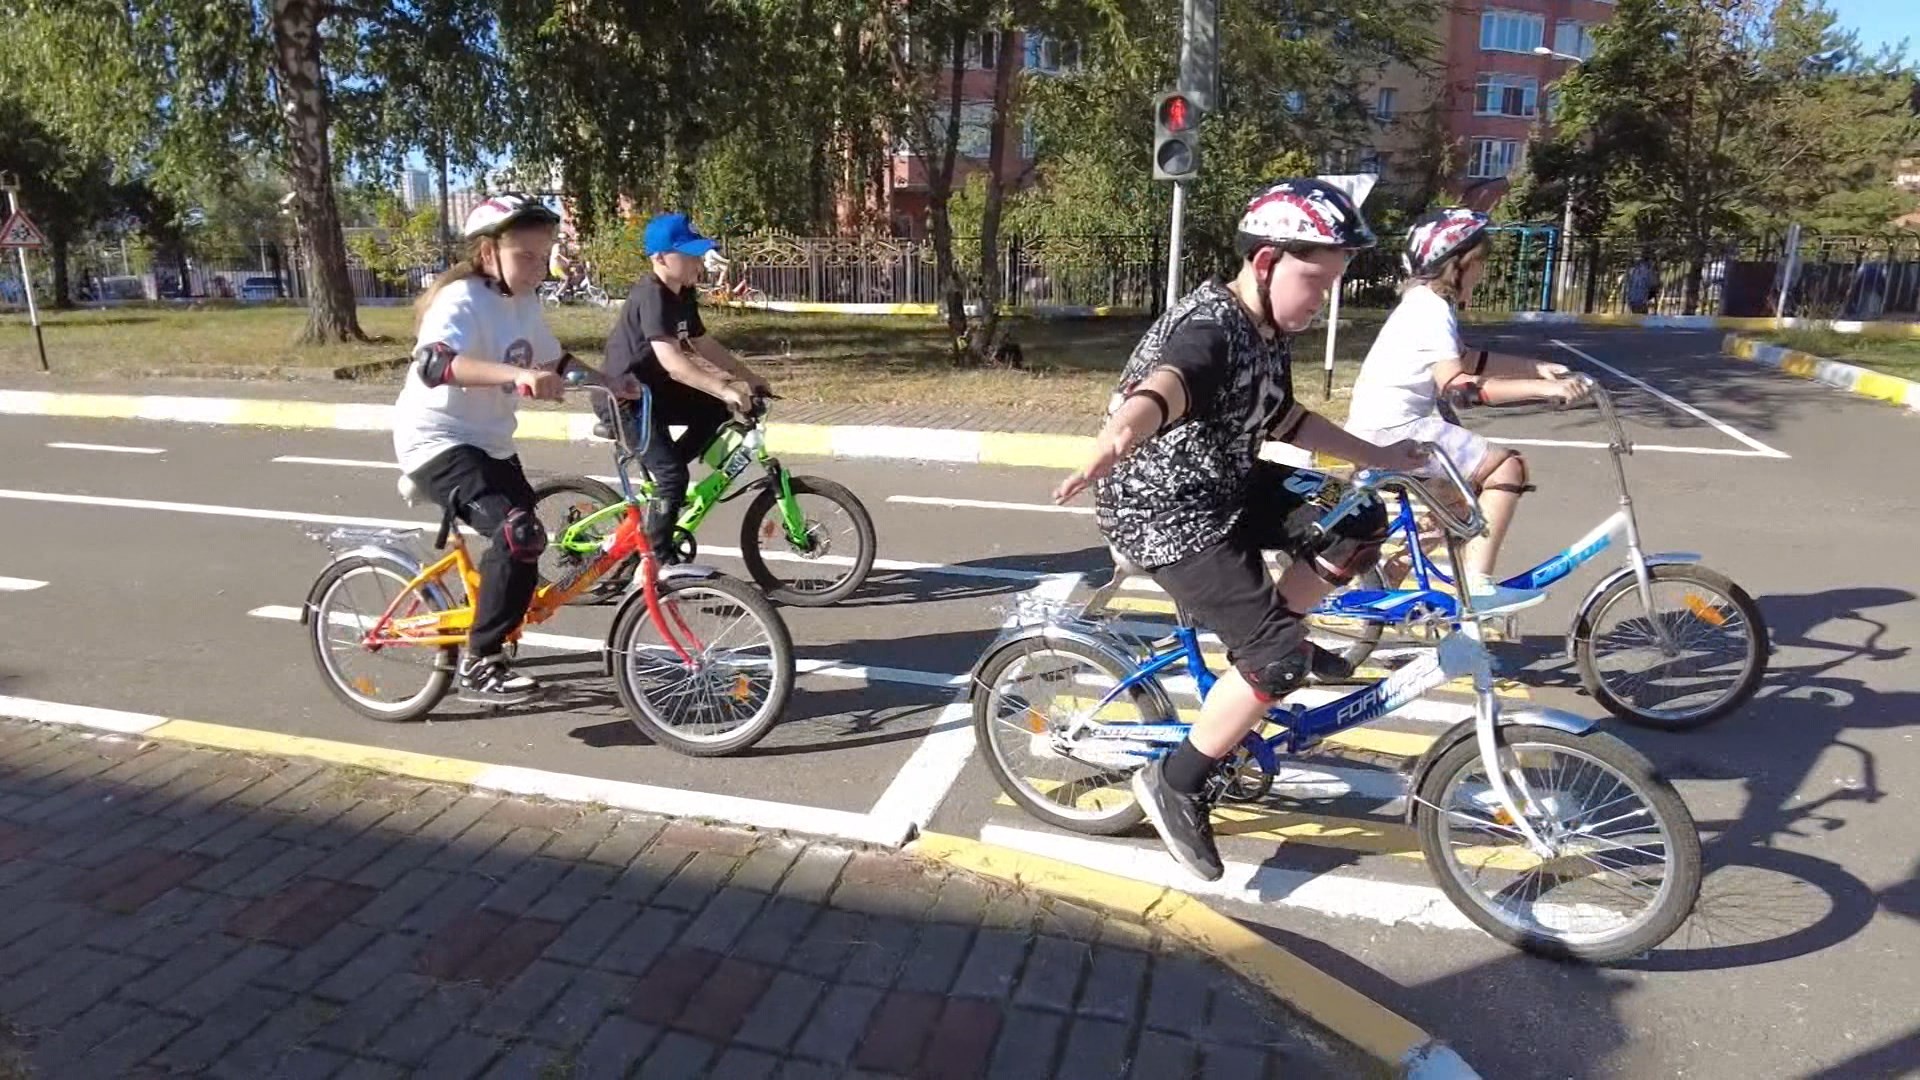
[1240,650,1309,702]
[1309,500,1389,585]
[1480,451,1534,496]
[499,508,547,563]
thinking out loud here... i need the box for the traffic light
[1152,90,1202,182]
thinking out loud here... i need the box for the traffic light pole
[1164,181,1187,312]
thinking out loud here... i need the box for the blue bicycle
[970,449,1703,963]
[1307,375,1767,731]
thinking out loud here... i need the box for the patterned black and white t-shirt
[1094,281,1294,568]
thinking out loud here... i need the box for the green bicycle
[531,395,877,607]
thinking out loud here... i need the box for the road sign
[0,210,47,250]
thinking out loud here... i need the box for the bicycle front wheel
[1573,564,1768,730]
[608,573,795,756]
[973,637,1157,836]
[739,476,876,606]
[531,476,632,605]
[1413,725,1702,963]
[307,555,455,722]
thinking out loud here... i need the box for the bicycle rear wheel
[531,477,632,605]
[608,573,794,756]
[1412,725,1702,963]
[973,637,1157,835]
[307,554,455,722]
[1573,564,1768,730]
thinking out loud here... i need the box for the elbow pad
[413,342,457,387]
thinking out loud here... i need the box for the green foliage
[345,200,443,287]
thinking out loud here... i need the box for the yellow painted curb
[149,718,490,786]
[978,431,1095,470]
[911,831,1443,1073]
[764,422,835,458]
[1722,332,1920,413]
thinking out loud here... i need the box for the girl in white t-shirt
[397,194,638,705]
[1345,208,1589,597]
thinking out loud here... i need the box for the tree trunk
[270,0,363,344]
[933,31,970,356]
[1683,230,1706,316]
[436,137,452,268]
[971,23,1021,364]
[48,228,73,309]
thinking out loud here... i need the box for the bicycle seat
[396,474,426,507]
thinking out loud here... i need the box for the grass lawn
[1763,329,1920,384]
[1,300,1382,421]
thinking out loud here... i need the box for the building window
[1553,21,1597,60]
[957,101,995,157]
[1375,87,1397,121]
[1480,10,1545,54]
[1468,138,1521,179]
[1475,73,1539,117]
[966,31,1000,69]
[1027,33,1082,73]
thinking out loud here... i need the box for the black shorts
[1150,463,1388,686]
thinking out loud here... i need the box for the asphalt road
[2,325,1916,1078]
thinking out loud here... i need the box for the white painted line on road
[1490,436,1776,458]
[0,577,48,592]
[0,695,169,735]
[1552,338,1791,459]
[273,455,398,469]
[978,823,1479,930]
[0,489,429,531]
[867,702,976,831]
[888,495,1094,516]
[47,442,166,455]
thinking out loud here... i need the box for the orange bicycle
[300,377,795,756]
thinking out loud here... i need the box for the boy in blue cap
[598,212,773,562]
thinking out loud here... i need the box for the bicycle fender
[302,547,456,626]
[1401,707,1596,825]
[1564,553,1704,656]
[599,566,725,676]
[966,624,1180,723]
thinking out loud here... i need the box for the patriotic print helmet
[1235,178,1378,257]
[1403,208,1490,278]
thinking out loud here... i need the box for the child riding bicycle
[1344,208,1590,602]
[594,213,773,563]
[395,194,640,705]
[1053,178,1427,883]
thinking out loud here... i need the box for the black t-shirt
[1093,280,1295,568]
[604,274,706,387]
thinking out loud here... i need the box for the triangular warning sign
[0,211,48,250]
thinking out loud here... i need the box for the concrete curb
[1722,333,1920,412]
[1497,311,1920,337]
[912,832,1479,1079]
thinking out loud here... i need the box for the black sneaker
[591,420,615,442]
[1131,757,1224,882]
[1306,642,1356,684]
[457,653,541,705]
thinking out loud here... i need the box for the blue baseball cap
[643,213,717,257]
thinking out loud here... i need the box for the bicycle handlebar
[1562,373,1632,452]
[1309,442,1488,542]
[563,368,654,457]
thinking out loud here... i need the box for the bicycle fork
[1458,624,1556,858]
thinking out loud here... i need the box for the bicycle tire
[972,637,1153,836]
[608,573,795,757]
[530,476,633,605]
[1412,725,1702,963]
[306,554,455,722]
[1307,566,1387,670]
[1572,564,1768,730]
[738,476,876,606]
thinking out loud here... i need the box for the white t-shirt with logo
[1344,284,1461,439]
[393,277,564,474]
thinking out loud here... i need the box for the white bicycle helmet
[1404,208,1490,277]
[461,193,561,240]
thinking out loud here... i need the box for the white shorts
[1351,414,1494,484]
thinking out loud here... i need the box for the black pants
[611,380,731,550]
[410,445,539,659]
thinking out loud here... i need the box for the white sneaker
[1464,579,1544,615]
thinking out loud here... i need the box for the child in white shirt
[397,194,638,705]
[1345,208,1589,597]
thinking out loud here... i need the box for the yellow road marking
[150,719,488,785]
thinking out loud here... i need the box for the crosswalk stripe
[0,577,48,592]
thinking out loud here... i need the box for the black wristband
[1472,349,1489,376]
[1125,388,1171,432]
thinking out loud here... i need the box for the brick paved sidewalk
[0,720,1366,1079]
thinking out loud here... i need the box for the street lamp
[1534,46,1587,312]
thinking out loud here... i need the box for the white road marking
[273,455,398,469]
[47,442,165,455]
[1551,338,1790,459]
[866,702,976,831]
[1489,436,1777,458]
[0,577,48,592]
[0,695,169,735]
[248,605,968,690]
[978,823,1480,930]
[888,495,1094,516]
